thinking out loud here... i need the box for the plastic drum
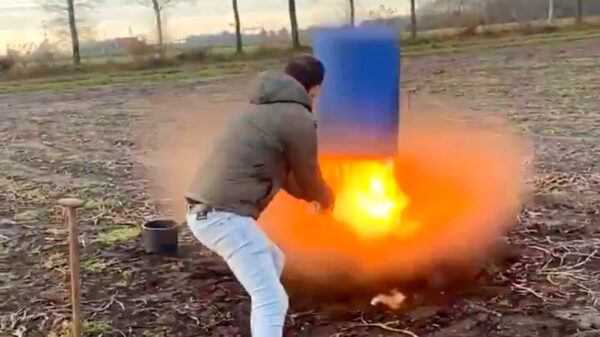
[313,27,400,157]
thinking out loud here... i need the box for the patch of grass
[117,269,134,287]
[82,199,101,210]
[82,258,108,274]
[84,320,112,336]
[82,198,121,211]
[48,319,112,337]
[142,328,163,337]
[77,181,105,195]
[96,226,141,245]
[21,188,48,203]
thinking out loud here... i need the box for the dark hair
[284,55,325,92]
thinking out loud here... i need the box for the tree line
[416,0,595,30]
[41,0,595,66]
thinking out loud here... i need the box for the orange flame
[321,158,417,239]
[258,110,528,287]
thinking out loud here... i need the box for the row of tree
[49,0,591,66]
[417,0,594,30]
[46,0,305,65]
[546,0,586,23]
[213,0,593,55]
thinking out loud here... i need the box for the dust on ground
[1,39,600,337]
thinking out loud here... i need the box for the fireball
[320,158,417,239]
[259,113,525,287]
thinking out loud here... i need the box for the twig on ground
[113,297,126,311]
[511,282,548,301]
[132,298,148,306]
[11,325,26,337]
[570,250,597,269]
[131,308,159,316]
[91,295,125,316]
[358,315,419,337]
[92,297,115,314]
[37,313,49,332]
[512,222,600,307]
[289,310,315,325]
[467,301,502,317]
[190,315,200,326]
[110,328,127,337]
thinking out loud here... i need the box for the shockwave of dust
[133,80,249,220]
[260,96,532,288]
[139,91,532,290]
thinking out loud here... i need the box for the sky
[0,0,409,48]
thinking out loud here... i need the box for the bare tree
[418,0,600,30]
[137,0,178,57]
[349,0,355,27]
[482,0,491,26]
[66,0,80,65]
[575,0,583,24]
[288,0,301,49]
[547,0,555,23]
[410,0,417,39]
[232,0,243,54]
[38,0,102,66]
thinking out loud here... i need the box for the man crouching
[185,55,334,337]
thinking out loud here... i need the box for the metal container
[313,27,400,157]
[142,219,178,256]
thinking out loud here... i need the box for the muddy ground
[1,39,600,337]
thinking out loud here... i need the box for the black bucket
[142,219,178,256]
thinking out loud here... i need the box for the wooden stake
[58,198,84,337]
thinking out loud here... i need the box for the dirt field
[1,39,600,337]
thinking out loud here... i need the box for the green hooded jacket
[185,70,333,219]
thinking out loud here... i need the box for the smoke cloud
[140,91,531,293]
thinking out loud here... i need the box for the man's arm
[282,172,302,199]
[280,109,333,209]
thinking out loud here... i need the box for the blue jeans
[186,207,287,337]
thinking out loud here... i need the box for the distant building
[183,29,293,50]
[360,16,407,31]
[80,37,147,58]
[114,37,142,54]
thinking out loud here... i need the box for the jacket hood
[249,70,312,110]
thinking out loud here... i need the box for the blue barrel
[313,27,400,157]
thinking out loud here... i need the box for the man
[185,55,334,337]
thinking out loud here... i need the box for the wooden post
[58,198,84,337]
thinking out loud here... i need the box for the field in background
[1,17,600,94]
[78,45,268,65]
[0,60,283,93]
[404,15,600,40]
[1,37,599,337]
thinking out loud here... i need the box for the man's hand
[310,201,324,214]
[309,183,335,214]
[310,192,335,214]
